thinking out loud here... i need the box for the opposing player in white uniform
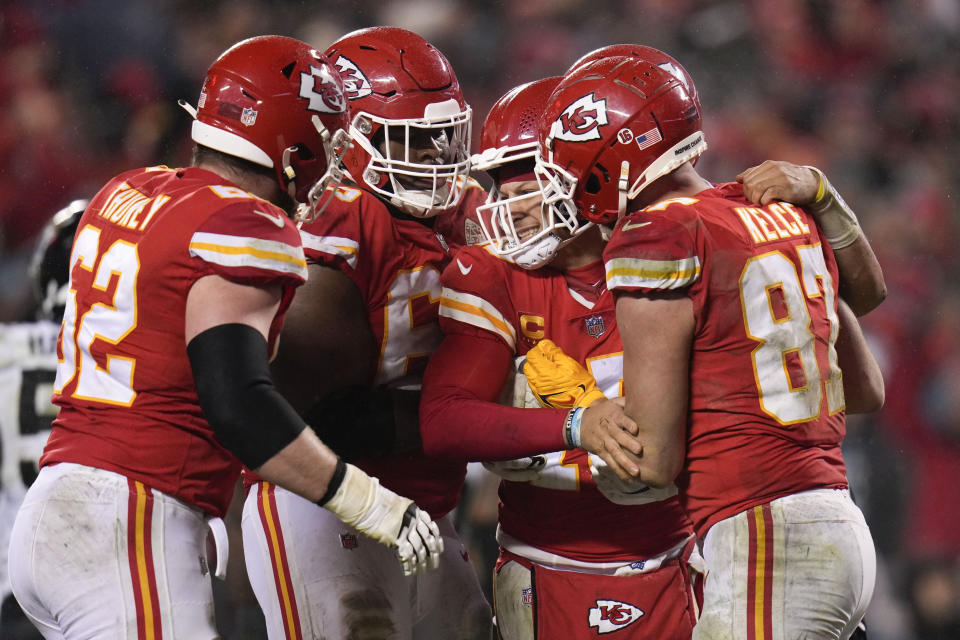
[8,36,440,639]
[0,200,84,639]
[240,27,491,640]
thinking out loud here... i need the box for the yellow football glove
[522,339,606,409]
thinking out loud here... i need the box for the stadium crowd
[0,1,957,638]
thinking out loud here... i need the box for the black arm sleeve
[302,385,422,462]
[187,323,307,469]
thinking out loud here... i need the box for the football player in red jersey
[420,76,699,640]
[535,52,885,639]
[7,36,441,639]
[239,27,492,640]
[418,61,870,638]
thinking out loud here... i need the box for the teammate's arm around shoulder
[615,289,694,487]
[184,275,442,575]
[737,160,886,315]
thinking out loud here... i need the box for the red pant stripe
[257,482,303,640]
[746,504,774,640]
[126,479,163,640]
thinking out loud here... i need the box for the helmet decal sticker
[333,55,373,99]
[552,93,608,142]
[299,64,347,114]
[674,133,704,157]
[635,126,662,150]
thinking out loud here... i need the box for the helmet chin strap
[388,186,447,218]
[281,145,299,201]
[618,160,630,219]
[509,221,596,271]
[178,99,198,118]
[512,233,563,270]
[387,172,454,218]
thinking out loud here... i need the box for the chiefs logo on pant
[588,600,644,634]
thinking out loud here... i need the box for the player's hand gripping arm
[737,160,886,315]
[523,339,643,481]
[185,274,441,575]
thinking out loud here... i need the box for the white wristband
[566,407,585,449]
[804,166,861,250]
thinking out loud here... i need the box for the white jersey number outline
[376,265,443,388]
[54,225,139,406]
[740,246,843,424]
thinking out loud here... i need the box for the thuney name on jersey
[94,171,171,232]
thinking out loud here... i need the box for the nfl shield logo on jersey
[340,533,359,549]
[588,599,644,634]
[464,218,486,246]
[585,315,605,338]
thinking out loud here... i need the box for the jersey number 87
[741,245,843,424]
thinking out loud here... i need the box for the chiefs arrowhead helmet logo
[551,93,609,142]
[299,64,346,114]
[333,55,373,100]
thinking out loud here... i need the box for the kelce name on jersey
[95,181,171,232]
[733,201,811,246]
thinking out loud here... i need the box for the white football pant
[694,488,875,640]
[8,463,218,639]
[242,482,492,639]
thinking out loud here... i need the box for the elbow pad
[187,323,306,469]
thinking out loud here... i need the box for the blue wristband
[569,407,585,449]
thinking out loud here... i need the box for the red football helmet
[567,43,702,119]
[325,27,472,218]
[182,35,350,215]
[536,54,706,224]
[473,77,593,269]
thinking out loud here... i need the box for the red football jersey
[296,182,487,518]
[438,244,693,562]
[41,166,306,517]
[604,182,848,537]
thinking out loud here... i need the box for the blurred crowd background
[1,1,958,638]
